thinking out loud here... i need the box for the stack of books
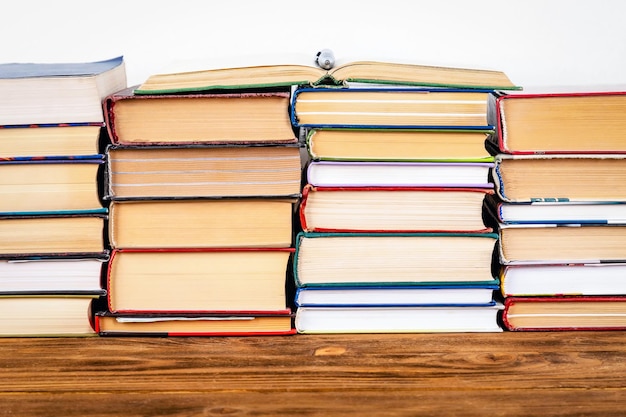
[0,56,127,336]
[486,89,626,331]
[94,77,301,336]
[284,59,521,333]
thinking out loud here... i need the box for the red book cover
[103,86,297,146]
[299,184,493,233]
[106,248,295,315]
[503,296,626,331]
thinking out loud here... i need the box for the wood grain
[1,332,625,416]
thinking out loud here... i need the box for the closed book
[306,161,494,188]
[0,123,103,158]
[299,185,493,233]
[306,128,495,162]
[295,304,503,334]
[104,87,296,146]
[291,87,497,129]
[105,145,302,200]
[502,296,626,331]
[96,311,295,336]
[107,248,293,314]
[109,199,295,249]
[0,56,126,126]
[294,232,498,287]
[0,158,104,214]
[492,154,626,203]
[491,91,626,154]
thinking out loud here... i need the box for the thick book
[0,213,106,258]
[491,91,626,154]
[0,123,103,158]
[294,232,498,287]
[0,257,106,296]
[299,185,493,233]
[306,161,494,188]
[485,193,626,225]
[0,295,98,337]
[502,296,626,331]
[107,248,294,314]
[498,223,626,265]
[500,263,626,297]
[0,158,104,214]
[134,55,520,93]
[295,304,503,334]
[492,154,626,203]
[291,87,497,129]
[104,87,296,145]
[0,56,126,126]
[96,311,296,336]
[109,199,295,249]
[306,128,495,162]
[294,282,499,307]
[105,145,302,200]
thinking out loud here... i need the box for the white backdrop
[2,0,625,89]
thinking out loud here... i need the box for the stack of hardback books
[0,56,127,336]
[282,58,521,333]
[94,78,301,336]
[485,89,626,331]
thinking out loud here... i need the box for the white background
[2,0,625,89]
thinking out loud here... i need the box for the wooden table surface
[1,332,625,416]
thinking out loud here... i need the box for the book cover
[291,87,497,129]
[104,87,297,146]
[299,185,493,233]
[492,91,626,155]
[502,296,626,331]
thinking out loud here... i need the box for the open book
[135,53,520,94]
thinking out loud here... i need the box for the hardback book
[0,158,104,214]
[294,282,499,307]
[291,88,497,129]
[306,161,494,188]
[498,224,626,265]
[500,263,626,297]
[0,56,126,126]
[134,54,519,93]
[0,124,103,158]
[0,257,106,295]
[485,194,626,225]
[109,199,295,249]
[305,128,495,162]
[107,248,293,314]
[299,185,493,233]
[502,296,626,331]
[295,304,504,334]
[491,91,626,154]
[0,295,98,336]
[0,213,106,258]
[96,312,296,336]
[492,154,626,203]
[294,232,498,286]
[105,146,302,200]
[104,87,296,145]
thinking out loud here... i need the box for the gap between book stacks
[2,50,626,336]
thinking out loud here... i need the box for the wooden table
[1,332,625,416]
